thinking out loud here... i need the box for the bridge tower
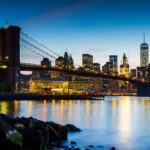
[0,26,21,92]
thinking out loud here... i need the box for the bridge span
[20,63,148,84]
[0,25,150,96]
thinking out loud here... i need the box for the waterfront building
[102,61,117,93]
[140,33,149,67]
[19,74,31,93]
[109,55,118,74]
[82,54,93,70]
[29,78,69,94]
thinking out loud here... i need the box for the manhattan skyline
[1,0,150,68]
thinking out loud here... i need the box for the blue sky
[1,0,150,69]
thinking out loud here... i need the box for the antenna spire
[143,32,145,43]
[5,21,9,28]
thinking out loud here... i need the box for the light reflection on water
[1,96,150,149]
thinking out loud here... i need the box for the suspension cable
[21,31,60,57]
[20,38,56,60]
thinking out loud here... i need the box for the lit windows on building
[82,54,93,70]
[140,43,149,67]
[109,55,118,74]
[130,69,136,78]
[140,34,149,67]
[120,54,129,77]
[55,56,64,68]
[93,63,100,72]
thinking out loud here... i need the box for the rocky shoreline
[0,114,115,150]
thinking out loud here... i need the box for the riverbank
[0,93,105,100]
[0,113,115,150]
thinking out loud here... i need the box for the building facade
[140,35,149,67]
[109,55,118,74]
[82,54,93,70]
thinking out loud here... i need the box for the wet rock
[65,124,81,132]
[19,126,43,150]
[88,145,94,148]
[47,121,68,140]
[71,141,77,145]
[14,123,25,130]
[0,118,23,150]
[0,114,19,125]
[47,123,59,142]
[74,148,81,150]
[111,147,116,150]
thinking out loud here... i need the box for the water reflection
[1,97,150,149]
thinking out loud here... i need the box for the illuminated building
[55,56,64,68]
[55,51,74,69]
[140,33,149,67]
[109,55,118,74]
[102,62,117,92]
[120,54,129,77]
[130,69,136,78]
[120,54,130,90]
[93,63,100,72]
[82,54,93,70]
[30,79,69,94]
[19,74,31,93]
[102,62,115,73]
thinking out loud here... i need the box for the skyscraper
[120,53,129,77]
[140,33,149,67]
[82,54,93,70]
[109,55,118,74]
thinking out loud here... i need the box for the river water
[0,96,150,150]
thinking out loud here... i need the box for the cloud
[20,0,107,26]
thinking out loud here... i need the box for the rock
[65,124,81,132]
[0,114,19,125]
[14,123,25,130]
[19,126,43,150]
[71,141,77,145]
[74,148,81,150]
[47,123,59,142]
[88,145,94,148]
[47,121,68,140]
[0,118,23,150]
[111,147,116,150]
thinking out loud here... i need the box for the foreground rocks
[0,113,116,150]
[0,113,81,150]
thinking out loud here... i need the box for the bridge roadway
[20,63,149,84]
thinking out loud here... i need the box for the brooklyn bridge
[0,25,149,96]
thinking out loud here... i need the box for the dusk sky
[1,0,150,69]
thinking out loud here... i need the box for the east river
[0,96,150,150]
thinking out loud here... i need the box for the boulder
[65,124,81,132]
[14,123,25,130]
[0,113,19,125]
[0,118,23,150]
[47,121,68,140]
[18,117,50,149]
